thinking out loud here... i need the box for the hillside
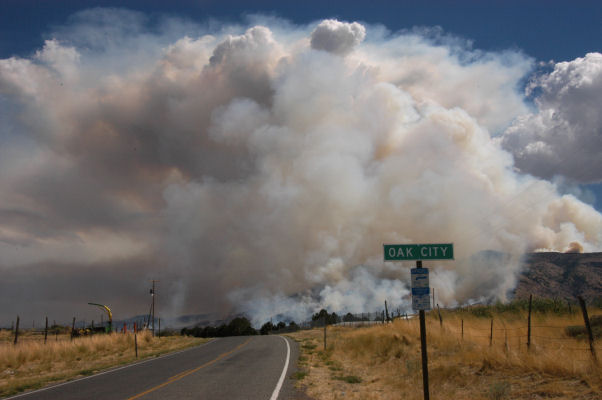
[514,252,602,301]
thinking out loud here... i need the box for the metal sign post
[414,261,430,400]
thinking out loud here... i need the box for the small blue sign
[412,287,430,296]
[411,268,429,275]
[412,294,431,311]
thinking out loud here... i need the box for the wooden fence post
[577,296,597,363]
[489,319,493,346]
[13,316,20,345]
[436,304,443,328]
[323,316,327,351]
[527,294,532,349]
[44,317,48,344]
[71,317,76,341]
[135,333,138,358]
[385,301,390,322]
[461,319,464,340]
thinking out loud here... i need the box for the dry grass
[289,310,602,400]
[0,330,207,397]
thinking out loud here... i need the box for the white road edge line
[269,335,290,400]
[3,339,217,400]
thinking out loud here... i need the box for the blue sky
[1,0,601,62]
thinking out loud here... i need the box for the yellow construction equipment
[88,303,113,332]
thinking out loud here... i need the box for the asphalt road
[6,335,305,400]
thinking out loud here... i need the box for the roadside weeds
[288,313,601,400]
[0,331,207,397]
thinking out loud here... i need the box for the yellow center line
[126,338,251,400]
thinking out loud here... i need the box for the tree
[343,312,356,322]
[260,321,274,335]
[183,317,257,338]
[312,309,330,321]
[312,309,339,325]
[227,317,256,336]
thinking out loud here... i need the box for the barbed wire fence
[298,295,600,364]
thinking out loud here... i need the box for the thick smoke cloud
[1,10,601,325]
[310,19,366,55]
[500,53,602,183]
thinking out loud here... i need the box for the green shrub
[292,370,307,380]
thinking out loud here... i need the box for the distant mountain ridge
[514,252,602,301]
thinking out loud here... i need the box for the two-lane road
[6,335,301,400]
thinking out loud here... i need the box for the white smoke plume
[310,19,366,55]
[499,53,602,183]
[1,10,601,325]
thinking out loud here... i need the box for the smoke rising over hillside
[1,10,601,325]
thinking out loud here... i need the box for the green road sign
[384,243,454,261]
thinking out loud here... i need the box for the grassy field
[0,329,208,397]
[288,307,602,400]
